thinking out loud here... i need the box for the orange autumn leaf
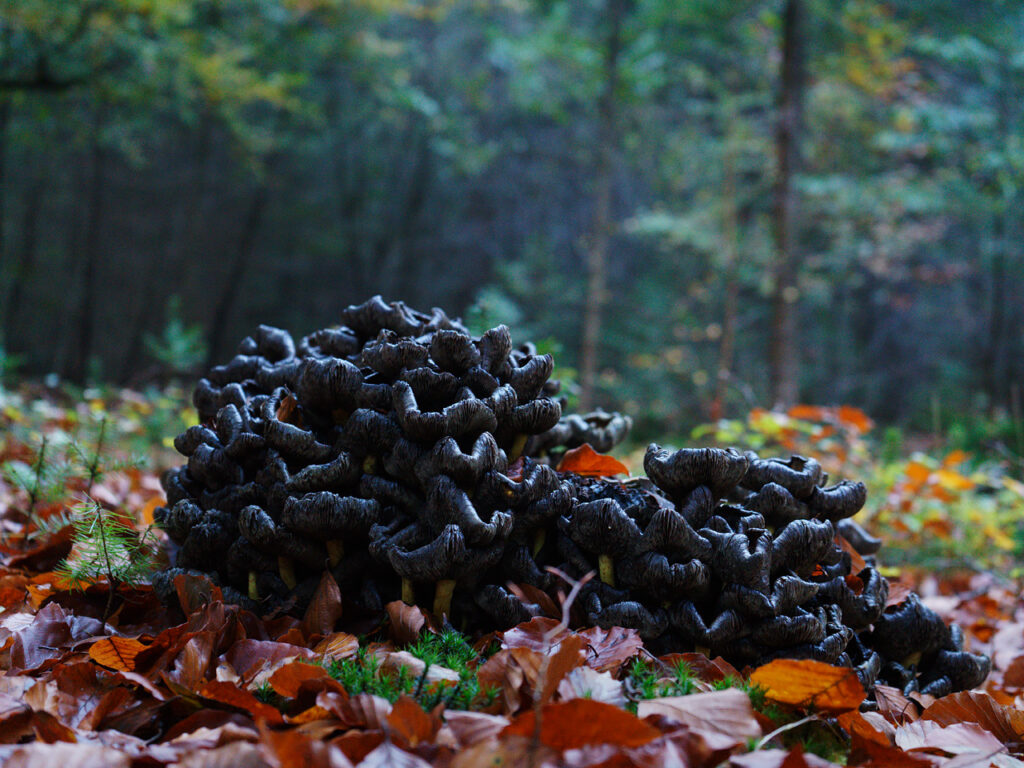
[750,659,864,713]
[788,405,826,422]
[903,461,931,487]
[557,444,629,477]
[269,661,329,698]
[502,698,660,751]
[88,636,148,672]
[837,405,873,433]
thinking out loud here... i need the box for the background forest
[0,0,1021,449]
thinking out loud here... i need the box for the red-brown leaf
[269,661,329,699]
[199,680,284,725]
[557,444,629,477]
[387,695,441,748]
[503,698,661,751]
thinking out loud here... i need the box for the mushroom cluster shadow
[155,296,989,700]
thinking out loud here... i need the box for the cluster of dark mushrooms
[155,296,989,699]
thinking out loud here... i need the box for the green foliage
[56,500,157,590]
[325,632,498,712]
[624,657,697,712]
[144,296,207,376]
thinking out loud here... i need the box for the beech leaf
[88,636,147,672]
[557,444,629,477]
[502,698,661,751]
[749,659,864,713]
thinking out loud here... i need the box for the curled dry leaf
[302,570,343,639]
[749,659,864,713]
[502,698,661,751]
[386,601,427,646]
[637,688,761,743]
[442,711,510,748]
[557,666,626,707]
[557,444,629,477]
[577,625,644,672]
[919,691,1024,747]
[894,719,1005,756]
[359,740,432,768]
[313,632,359,662]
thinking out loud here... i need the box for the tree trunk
[712,137,740,421]
[68,109,106,384]
[3,175,45,349]
[0,97,9,284]
[204,184,269,368]
[768,0,806,408]
[984,53,1011,413]
[578,0,625,412]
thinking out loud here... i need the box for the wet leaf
[557,444,629,477]
[749,659,864,713]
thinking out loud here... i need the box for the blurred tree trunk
[712,137,740,421]
[984,52,1011,413]
[68,109,107,384]
[579,0,625,412]
[768,0,806,408]
[0,98,9,283]
[3,175,44,349]
[205,184,269,368]
[120,117,213,382]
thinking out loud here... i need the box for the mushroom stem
[695,645,711,658]
[598,554,615,587]
[278,556,297,589]
[510,433,528,460]
[902,650,923,668]
[434,579,457,618]
[362,455,378,474]
[402,578,415,605]
[327,539,344,567]
[332,408,350,425]
[248,571,259,601]
[532,528,546,558]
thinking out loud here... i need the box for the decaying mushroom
[156,296,990,702]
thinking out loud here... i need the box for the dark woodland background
[0,0,1021,445]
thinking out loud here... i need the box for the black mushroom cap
[156,296,991,702]
[644,445,750,500]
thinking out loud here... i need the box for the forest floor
[0,382,1023,767]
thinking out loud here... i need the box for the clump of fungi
[156,295,990,700]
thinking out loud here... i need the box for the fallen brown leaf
[503,698,661,751]
[638,688,761,743]
[749,659,864,713]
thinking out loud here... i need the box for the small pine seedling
[57,499,157,619]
